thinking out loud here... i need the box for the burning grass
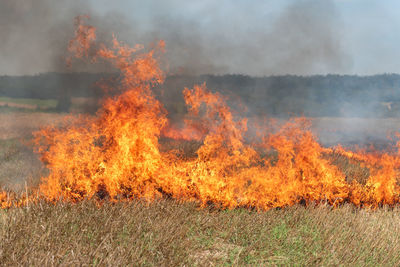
[2,14,400,266]
[0,140,398,265]
[3,16,400,210]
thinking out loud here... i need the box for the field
[1,200,400,265]
[2,107,400,265]
[0,96,58,110]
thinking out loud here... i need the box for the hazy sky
[1,0,400,76]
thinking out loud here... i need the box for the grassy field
[0,96,97,113]
[0,96,58,108]
[0,96,58,113]
[2,109,400,265]
[0,112,64,191]
[1,200,400,265]
[0,138,43,192]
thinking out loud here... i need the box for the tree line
[1,72,400,117]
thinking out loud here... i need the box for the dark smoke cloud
[0,0,131,75]
[0,0,351,76]
[128,0,352,75]
[0,0,85,75]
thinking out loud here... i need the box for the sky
[1,0,400,76]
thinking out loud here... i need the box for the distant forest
[1,72,400,117]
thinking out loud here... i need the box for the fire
[0,192,10,209]
[2,16,400,210]
[66,15,97,67]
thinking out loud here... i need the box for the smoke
[126,0,352,75]
[0,0,80,75]
[261,0,351,75]
[0,0,351,76]
[0,0,132,75]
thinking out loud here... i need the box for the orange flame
[2,16,400,210]
[66,15,96,67]
[0,192,10,209]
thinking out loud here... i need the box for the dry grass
[323,152,370,185]
[0,139,45,191]
[2,112,400,265]
[0,112,62,191]
[1,200,400,266]
[0,112,64,140]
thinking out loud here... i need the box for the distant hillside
[1,73,400,117]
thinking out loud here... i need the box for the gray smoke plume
[124,0,352,75]
[261,0,351,75]
[0,0,132,75]
[0,0,85,75]
[0,0,351,76]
